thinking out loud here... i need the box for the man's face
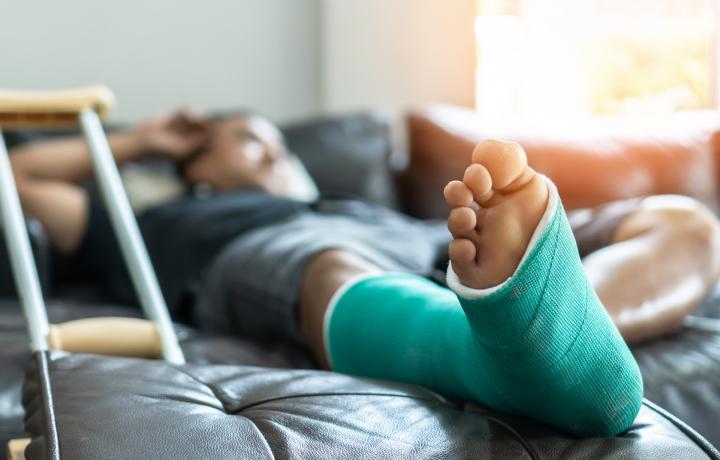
[183,115,289,192]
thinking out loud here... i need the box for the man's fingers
[140,110,212,159]
[173,109,210,132]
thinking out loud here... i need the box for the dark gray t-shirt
[54,190,306,315]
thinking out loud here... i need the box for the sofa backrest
[282,112,398,209]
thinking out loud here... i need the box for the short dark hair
[208,109,257,123]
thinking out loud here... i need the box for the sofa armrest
[401,105,720,219]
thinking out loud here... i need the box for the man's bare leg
[582,195,720,343]
[299,249,381,367]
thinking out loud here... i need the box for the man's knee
[615,195,720,251]
[303,250,381,289]
[299,250,382,363]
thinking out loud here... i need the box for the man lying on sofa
[9,111,720,437]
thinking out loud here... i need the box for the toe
[448,207,477,237]
[463,164,493,204]
[444,180,474,208]
[471,140,529,190]
[449,238,477,265]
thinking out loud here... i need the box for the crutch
[0,86,185,363]
[1,87,186,460]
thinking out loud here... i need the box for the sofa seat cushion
[0,300,145,458]
[634,329,720,449]
[632,284,720,447]
[0,300,313,459]
[22,353,719,459]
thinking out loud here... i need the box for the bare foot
[444,140,549,289]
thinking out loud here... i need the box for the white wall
[321,0,476,114]
[0,1,476,123]
[0,0,322,123]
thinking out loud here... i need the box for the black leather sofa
[2,113,720,458]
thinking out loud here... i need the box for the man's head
[182,113,292,194]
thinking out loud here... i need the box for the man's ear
[179,154,205,185]
[179,144,207,170]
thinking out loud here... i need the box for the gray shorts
[193,198,642,344]
[194,201,449,342]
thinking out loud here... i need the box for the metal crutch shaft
[0,131,50,352]
[79,109,184,364]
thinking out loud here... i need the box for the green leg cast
[324,185,643,437]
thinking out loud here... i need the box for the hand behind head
[137,110,211,161]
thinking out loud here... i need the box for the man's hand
[135,110,211,161]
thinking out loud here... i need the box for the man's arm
[10,131,145,184]
[10,112,209,253]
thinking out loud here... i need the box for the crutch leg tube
[0,132,49,352]
[79,109,184,363]
[0,86,184,364]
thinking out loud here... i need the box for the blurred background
[2,0,717,124]
[4,0,720,217]
[0,0,474,123]
[475,0,718,121]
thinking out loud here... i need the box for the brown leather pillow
[400,105,720,219]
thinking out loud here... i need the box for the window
[475,0,718,121]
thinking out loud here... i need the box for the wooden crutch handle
[0,86,116,128]
[48,317,164,359]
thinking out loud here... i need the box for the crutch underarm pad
[0,86,115,128]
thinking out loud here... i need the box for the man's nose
[263,144,283,162]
